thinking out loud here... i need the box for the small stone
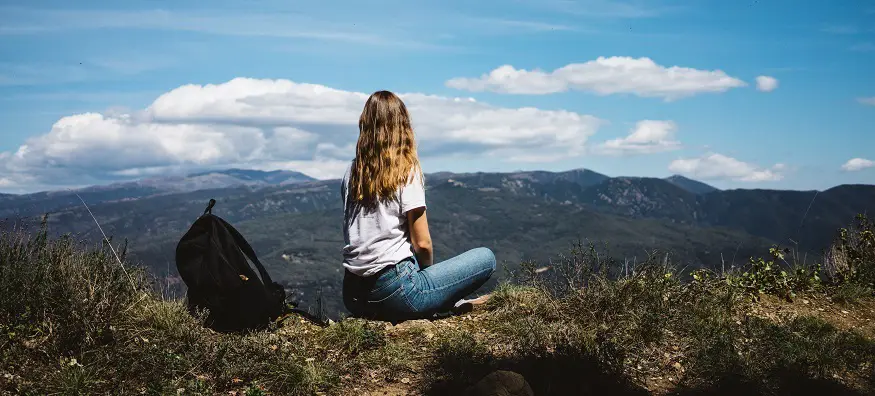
[842,310,850,314]
[401,377,410,384]
[802,299,809,304]
[464,370,533,396]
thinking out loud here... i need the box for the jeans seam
[366,283,404,304]
[401,282,417,312]
[419,267,493,295]
[370,273,400,296]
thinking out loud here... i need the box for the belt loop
[405,256,416,274]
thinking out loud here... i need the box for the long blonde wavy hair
[348,90,423,208]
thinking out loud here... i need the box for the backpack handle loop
[203,199,216,216]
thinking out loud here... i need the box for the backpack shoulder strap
[217,217,274,285]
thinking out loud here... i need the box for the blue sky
[0,0,873,193]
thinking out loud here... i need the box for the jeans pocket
[367,284,404,303]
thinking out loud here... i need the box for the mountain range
[2,168,872,318]
[0,169,315,219]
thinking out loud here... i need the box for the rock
[391,319,433,332]
[464,370,533,396]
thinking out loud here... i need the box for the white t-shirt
[341,164,426,277]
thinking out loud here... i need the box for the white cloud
[595,120,681,155]
[755,76,778,92]
[668,153,785,182]
[0,77,604,191]
[857,97,875,106]
[841,158,875,172]
[445,57,747,100]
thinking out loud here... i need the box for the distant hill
[696,184,875,249]
[664,175,719,195]
[429,168,610,205]
[119,168,316,192]
[185,168,315,186]
[577,177,700,222]
[0,168,316,219]
[435,173,875,250]
[513,168,611,187]
[0,185,165,220]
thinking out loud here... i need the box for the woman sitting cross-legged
[341,90,496,323]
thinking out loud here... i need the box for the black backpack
[175,199,325,332]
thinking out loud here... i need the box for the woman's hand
[407,206,433,267]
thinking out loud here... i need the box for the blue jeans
[343,247,496,322]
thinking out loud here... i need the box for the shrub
[726,246,822,300]
[825,214,875,295]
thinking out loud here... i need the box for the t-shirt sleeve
[399,172,426,215]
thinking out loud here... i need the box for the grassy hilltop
[1,216,874,395]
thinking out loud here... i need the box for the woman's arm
[407,207,433,267]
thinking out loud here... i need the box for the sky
[0,0,873,194]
